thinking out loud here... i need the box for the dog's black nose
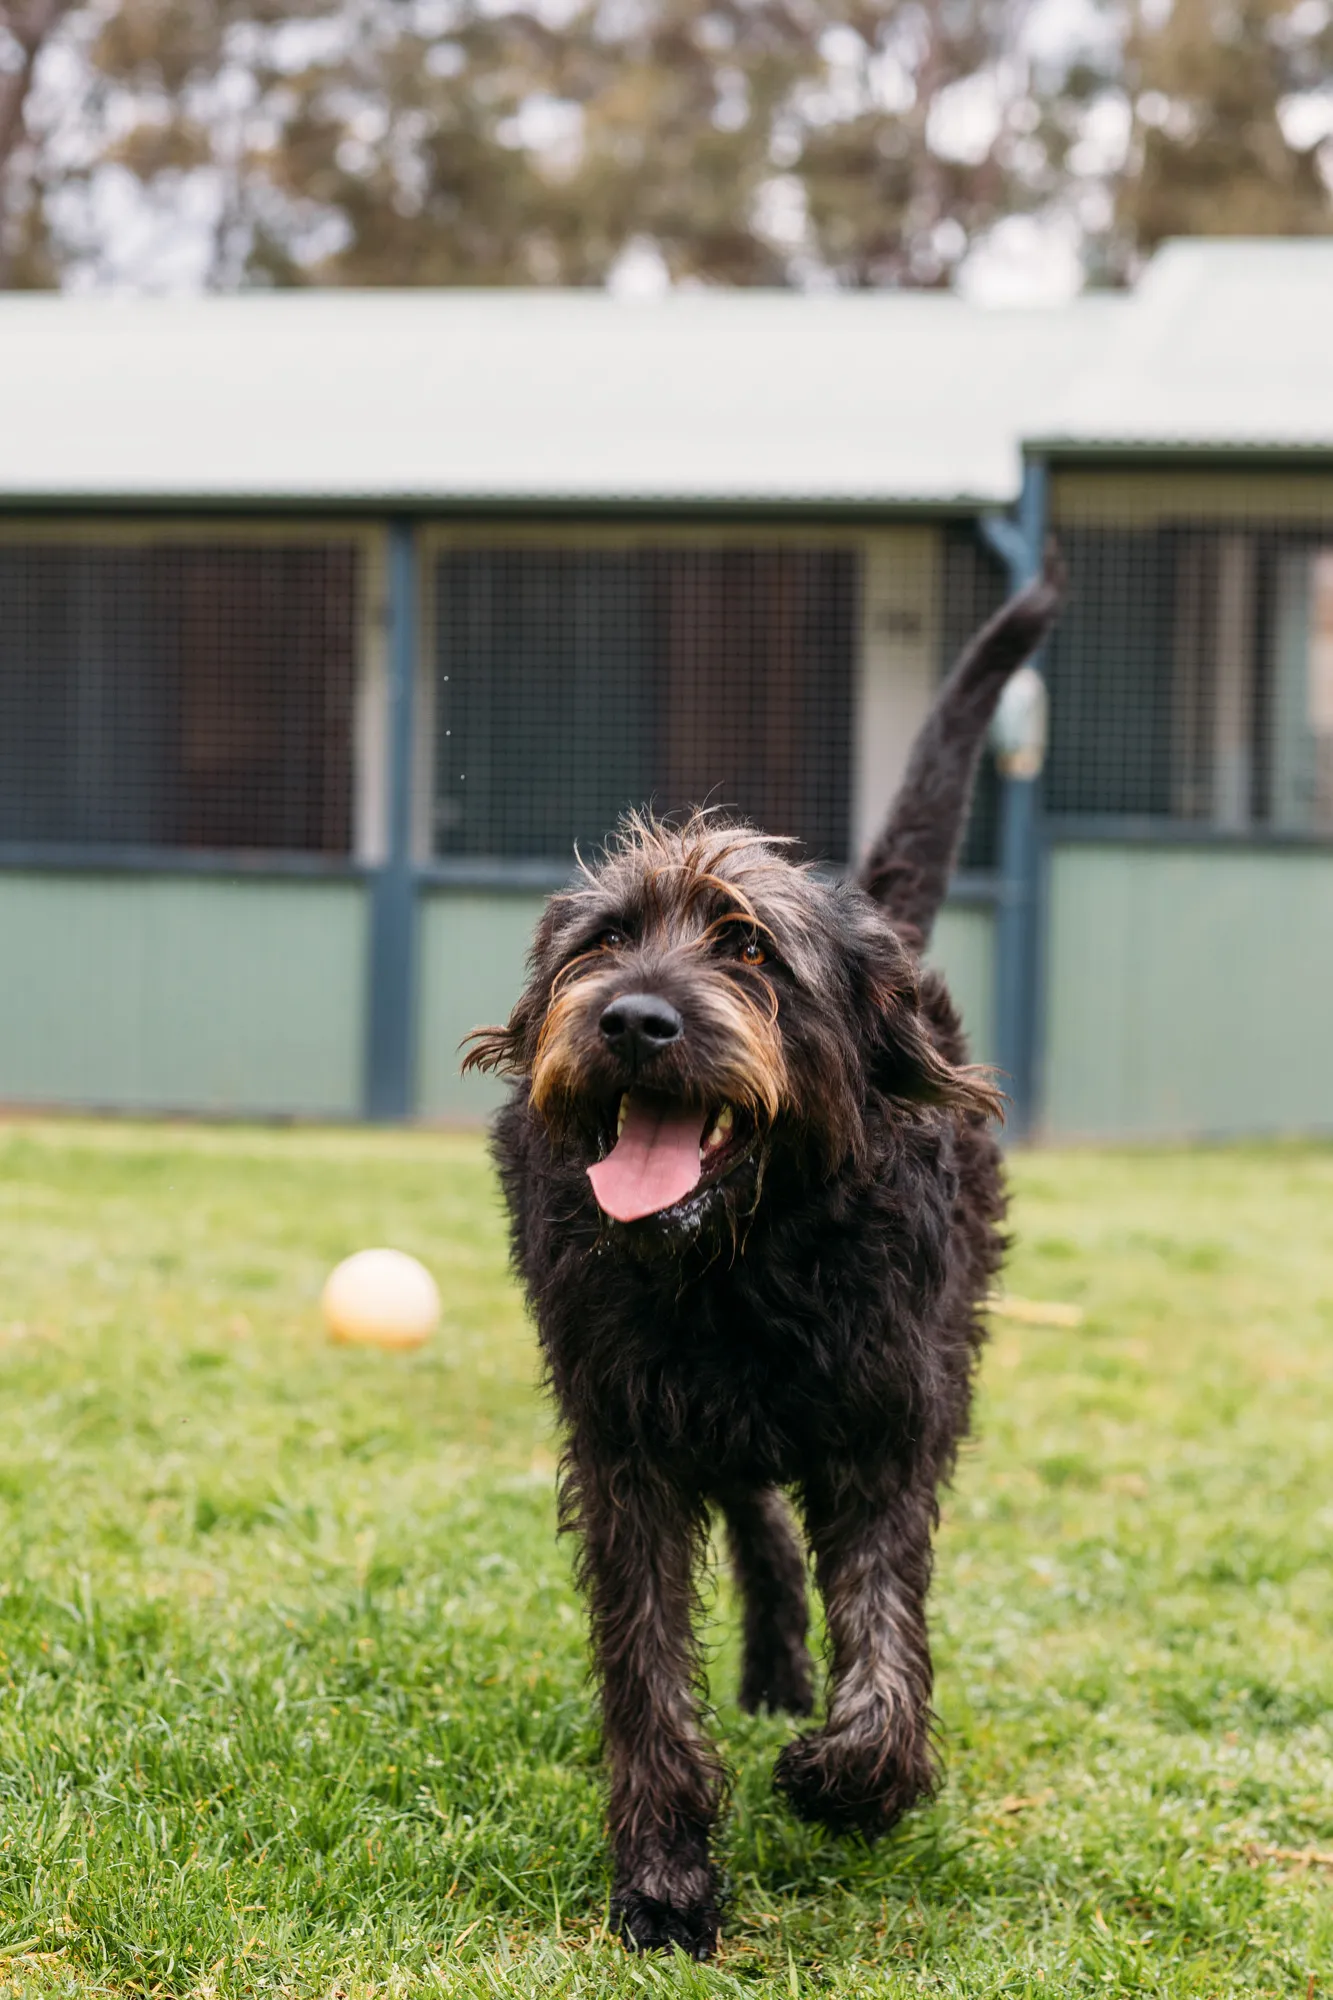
[599,993,683,1062]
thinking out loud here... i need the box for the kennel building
[0,239,1330,1139]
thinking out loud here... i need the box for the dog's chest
[576,1268,904,1486]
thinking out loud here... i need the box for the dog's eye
[740,939,766,966]
[598,928,628,951]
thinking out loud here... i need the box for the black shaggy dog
[464,558,1062,1959]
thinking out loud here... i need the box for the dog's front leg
[774,1477,938,1837]
[566,1443,722,1957]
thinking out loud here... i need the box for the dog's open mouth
[587,1092,751,1223]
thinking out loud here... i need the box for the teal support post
[364,518,419,1120]
[980,458,1049,1139]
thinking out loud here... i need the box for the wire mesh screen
[940,524,1009,870]
[1046,500,1333,834]
[0,538,358,853]
[432,545,858,866]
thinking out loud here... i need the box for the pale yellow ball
[321,1248,440,1350]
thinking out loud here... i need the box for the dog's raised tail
[858,547,1064,947]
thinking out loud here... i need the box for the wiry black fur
[464,556,1062,1958]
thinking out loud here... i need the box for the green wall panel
[1044,843,1333,1138]
[929,904,995,1067]
[0,873,366,1117]
[417,888,995,1122]
[417,890,547,1120]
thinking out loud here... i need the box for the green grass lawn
[0,1120,1328,1998]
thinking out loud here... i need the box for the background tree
[793,0,1051,289]
[0,0,71,282]
[1,0,1330,292]
[0,0,1102,289]
[1114,0,1333,264]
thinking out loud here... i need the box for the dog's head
[464,811,999,1253]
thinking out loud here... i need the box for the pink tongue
[587,1096,707,1223]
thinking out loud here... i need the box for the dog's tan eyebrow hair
[681,870,761,920]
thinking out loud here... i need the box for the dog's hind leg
[774,1477,938,1838]
[722,1486,814,1717]
[564,1443,723,1958]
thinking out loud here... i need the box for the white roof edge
[0,482,1016,509]
[1,245,1330,504]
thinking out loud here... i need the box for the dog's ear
[459,1019,521,1076]
[844,898,1003,1122]
[461,984,542,1075]
[872,988,1004,1121]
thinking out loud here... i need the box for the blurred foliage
[0,0,71,282]
[1118,0,1333,255]
[0,0,1330,290]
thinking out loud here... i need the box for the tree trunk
[0,0,69,286]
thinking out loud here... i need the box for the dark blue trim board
[978,459,1049,1140]
[0,843,367,881]
[364,518,421,1120]
[993,767,1042,1137]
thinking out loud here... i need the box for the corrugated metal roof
[1032,239,1333,456]
[0,289,1113,512]
[0,243,1329,512]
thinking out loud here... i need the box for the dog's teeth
[705,1103,734,1152]
[616,1094,629,1140]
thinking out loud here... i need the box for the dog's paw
[612,1884,720,1959]
[739,1643,815,1718]
[773,1729,933,1839]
